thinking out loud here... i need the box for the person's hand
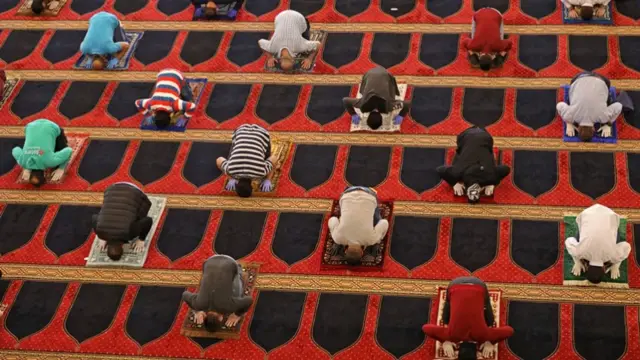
[225,178,238,191]
[0,304,6,317]
[453,182,465,196]
[484,185,495,196]
[568,8,579,18]
[566,122,577,137]
[598,124,612,138]
[131,239,145,253]
[393,115,403,125]
[572,260,586,276]
[225,313,242,328]
[301,58,313,70]
[106,57,119,69]
[595,6,606,17]
[351,114,361,125]
[98,239,107,252]
[480,341,496,357]
[442,341,456,357]
[21,169,31,182]
[607,262,621,279]
[267,57,277,68]
[51,168,65,182]
[194,311,206,325]
[260,179,273,192]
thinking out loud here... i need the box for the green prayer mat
[563,215,629,288]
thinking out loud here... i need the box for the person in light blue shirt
[80,12,130,70]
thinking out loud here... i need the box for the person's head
[578,125,594,142]
[236,178,253,198]
[92,56,106,70]
[479,54,493,71]
[278,49,294,71]
[459,342,478,360]
[29,170,45,187]
[31,0,44,14]
[154,111,171,129]
[586,265,605,284]
[466,183,482,203]
[204,2,217,19]
[580,5,594,20]
[344,245,364,265]
[204,311,225,332]
[367,111,383,130]
[107,242,124,261]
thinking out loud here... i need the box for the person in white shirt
[562,0,610,20]
[328,186,389,265]
[556,71,622,142]
[565,204,631,284]
[258,10,321,71]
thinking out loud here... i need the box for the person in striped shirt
[135,69,197,129]
[216,125,279,198]
[258,10,321,71]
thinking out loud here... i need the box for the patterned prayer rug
[15,135,87,185]
[351,84,408,133]
[141,78,208,132]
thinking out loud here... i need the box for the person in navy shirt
[191,0,244,20]
[80,12,130,70]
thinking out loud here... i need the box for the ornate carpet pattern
[0,0,640,359]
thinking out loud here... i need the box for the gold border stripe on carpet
[2,126,637,153]
[2,190,640,220]
[0,21,637,35]
[7,70,640,89]
[0,264,637,305]
[0,351,177,360]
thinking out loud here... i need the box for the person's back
[12,119,71,170]
[223,125,272,179]
[454,128,495,171]
[575,204,619,259]
[95,183,146,242]
[331,191,388,246]
[80,12,121,55]
[358,67,397,113]
[466,8,510,53]
[566,77,615,126]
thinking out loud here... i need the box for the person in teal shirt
[80,12,130,70]
[12,119,73,187]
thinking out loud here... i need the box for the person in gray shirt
[556,71,622,142]
[182,255,254,332]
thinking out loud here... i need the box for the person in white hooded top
[565,204,631,284]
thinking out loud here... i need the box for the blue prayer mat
[74,31,143,70]
[561,84,618,144]
[140,78,208,132]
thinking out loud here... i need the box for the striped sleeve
[263,159,274,174]
[135,99,151,113]
[178,100,197,118]
[221,159,229,175]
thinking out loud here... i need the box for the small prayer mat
[350,84,407,133]
[0,79,18,110]
[320,200,393,270]
[561,85,618,144]
[563,214,629,288]
[16,0,67,16]
[85,196,167,268]
[16,135,87,185]
[74,31,143,70]
[434,288,502,360]
[264,30,327,73]
[180,262,260,339]
[562,3,613,25]
[140,78,208,132]
[223,139,292,195]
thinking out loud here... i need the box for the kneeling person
[463,8,512,71]
[92,182,153,261]
[217,124,278,197]
[423,276,514,360]
[135,69,197,129]
[191,0,244,20]
[328,186,389,265]
[343,66,411,130]
[80,12,130,70]
[12,119,73,187]
[563,0,609,20]
[565,204,631,284]
[182,255,254,331]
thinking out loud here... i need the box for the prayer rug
[562,85,618,144]
[85,196,167,268]
[320,200,393,270]
[223,139,292,195]
[15,135,87,185]
[563,215,629,288]
[350,84,408,133]
[192,2,239,21]
[562,3,613,25]
[264,30,327,74]
[73,31,144,70]
[16,0,67,16]
[180,262,260,339]
[140,78,208,132]
[434,288,502,360]
[0,78,18,109]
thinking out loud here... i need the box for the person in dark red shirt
[423,277,514,360]
[462,8,512,71]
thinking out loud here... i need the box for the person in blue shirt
[191,0,244,20]
[80,12,130,70]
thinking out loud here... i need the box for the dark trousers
[442,276,494,326]
[342,186,381,226]
[91,215,153,242]
[302,17,310,40]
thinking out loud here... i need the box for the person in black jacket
[92,182,153,261]
[436,127,510,203]
[182,255,254,332]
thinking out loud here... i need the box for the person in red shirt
[423,277,514,360]
[462,8,512,71]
